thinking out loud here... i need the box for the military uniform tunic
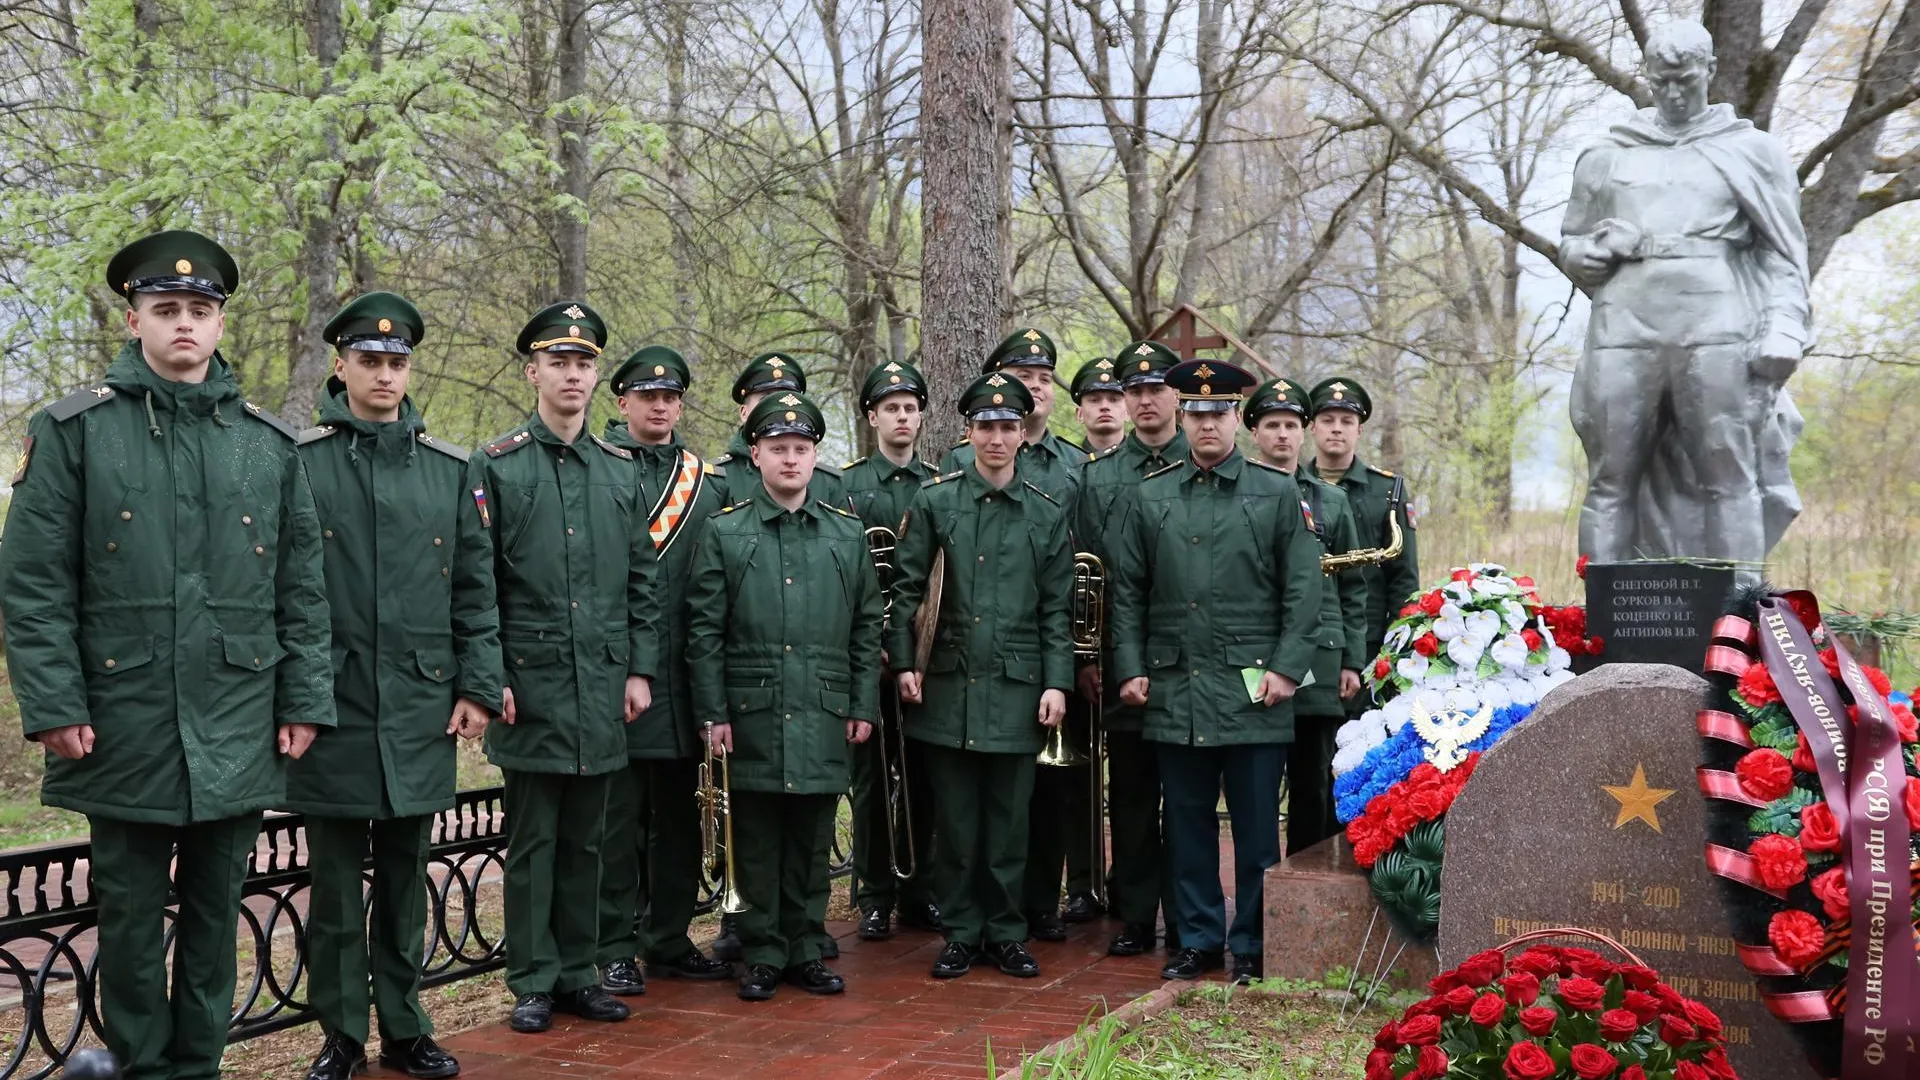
[685,487,882,967]
[473,411,661,998]
[0,342,333,1080]
[288,390,501,1048]
[1107,449,1323,959]
[596,422,725,968]
[886,467,1072,946]
[1287,471,1370,854]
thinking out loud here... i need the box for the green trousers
[731,791,836,969]
[500,769,610,996]
[90,813,258,1080]
[1103,728,1171,928]
[304,814,433,1046]
[596,757,702,966]
[924,744,1035,947]
[1285,712,1343,855]
[850,695,937,914]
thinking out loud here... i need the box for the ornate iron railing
[0,788,853,1080]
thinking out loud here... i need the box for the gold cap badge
[986,373,1007,386]
[1138,361,1150,371]
[1134,343,1153,355]
[1194,364,1215,378]
[889,375,901,384]
[175,259,193,274]
[778,393,801,406]
[992,393,1004,404]
[785,411,797,421]
[1029,344,1042,354]
[378,318,393,333]
[767,355,786,367]
[564,304,585,319]
[654,365,666,375]
[884,361,902,372]
[1023,329,1041,341]
[569,325,581,337]
[1200,383,1212,395]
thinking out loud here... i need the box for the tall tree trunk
[553,0,590,299]
[1170,0,1222,313]
[283,0,344,423]
[663,0,700,365]
[920,0,1012,451]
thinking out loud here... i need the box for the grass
[1006,983,1395,1080]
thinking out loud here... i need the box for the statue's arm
[1746,136,1812,371]
[1558,148,1617,289]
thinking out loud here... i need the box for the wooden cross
[1154,306,1229,359]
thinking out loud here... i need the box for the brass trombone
[1044,552,1108,907]
[866,526,917,881]
[697,722,749,914]
[1319,477,1406,575]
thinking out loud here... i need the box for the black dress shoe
[786,959,846,994]
[1108,924,1154,957]
[554,986,630,1022]
[1061,893,1102,923]
[711,915,743,962]
[1231,954,1262,986]
[1160,947,1225,980]
[650,949,732,980]
[818,934,840,960]
[930,941,974,979]
[858,907,893,941]
[600,958,645,996]
[897,898,944,932]
[1027,912,1067,942]
[306,1032,366,1080]
[738,963,780,1001]
[378,1035,459,1079]
[508,993,553,1033]
[983,940,1040,978]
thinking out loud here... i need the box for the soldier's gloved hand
[1339,669,1362,700]
[624,676,652,723]
[447,696,490,739]
[500,688,518,726]
[1075,664,1101,702]
[847,720,873,744]
[1258,672,1298,707]
[897,671,924,704]
[1037,689,1067,728]
[38,724,95,760]
[1119,677,1149,706]
[278,723,319,759]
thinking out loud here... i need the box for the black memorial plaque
[1584,561,1735,668]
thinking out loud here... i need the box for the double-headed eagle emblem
[1410,701,1493,772]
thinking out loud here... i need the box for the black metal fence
[0,787,852,1080]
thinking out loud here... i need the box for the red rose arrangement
[1538,603,1604,658]
[1347,757,1479,869]
[1368,943,1734,1080]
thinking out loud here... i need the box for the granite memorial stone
[1440,664,1806,1079]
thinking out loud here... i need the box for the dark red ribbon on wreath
[1752,594,1918,1079]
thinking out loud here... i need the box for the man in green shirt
[1108,359,1323,986]
[1072,340,1187,955]
[0,230,332,1080]
[1070,357,1126,454]
[890,373,1073,979]
[291,292,499,1080]
[473,302,658,1033]
[1242,378,1370,857]
[841,361,943,942]
[594,345,734,997]
[685,392,883,1001]
[1304,378,1419,682]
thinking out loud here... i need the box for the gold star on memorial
[1602,764,1674,834]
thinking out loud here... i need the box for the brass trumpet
[866,526,917,881]
[1319,477,1406,574]
[697,722,748,914]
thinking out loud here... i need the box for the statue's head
[1642,22,1716,126]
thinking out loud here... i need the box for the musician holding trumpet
[889,373,1073,981]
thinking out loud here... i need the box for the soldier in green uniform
[1303,378,1419,674]
[841,361,943,942]
[1108,359,1323,986]
[685,392,882,1001]
[0,231,333,1080]
[1242,378,1370,857]
[1070,357,1126,454]
[594,345,734,997]
[890,373,1073,979]
[291,293,499,1080]
[473,302,659,1033]
[1071,340,1187,954]
[940,328,1083,940]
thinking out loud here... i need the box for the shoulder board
[416,433,470,463]
[923,470,965,488]
[712,452,734,466]
[952,437,969,449]
[1368,464,1396,479]
[296,424,339,446]
[1094,443,1121,460]
[716,500,753,516]
[843,455,868,470]
[1143,459,1187,480]
[1248,459,1288,473]
[815,460,842,476]
[819,500,859,519]
[240,401,300,439]
[588,433,632,460]
[1022,481,1059,505]
[484,430,534,457]
[46,385,117,422]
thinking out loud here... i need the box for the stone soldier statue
[1559,20,1811,567]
